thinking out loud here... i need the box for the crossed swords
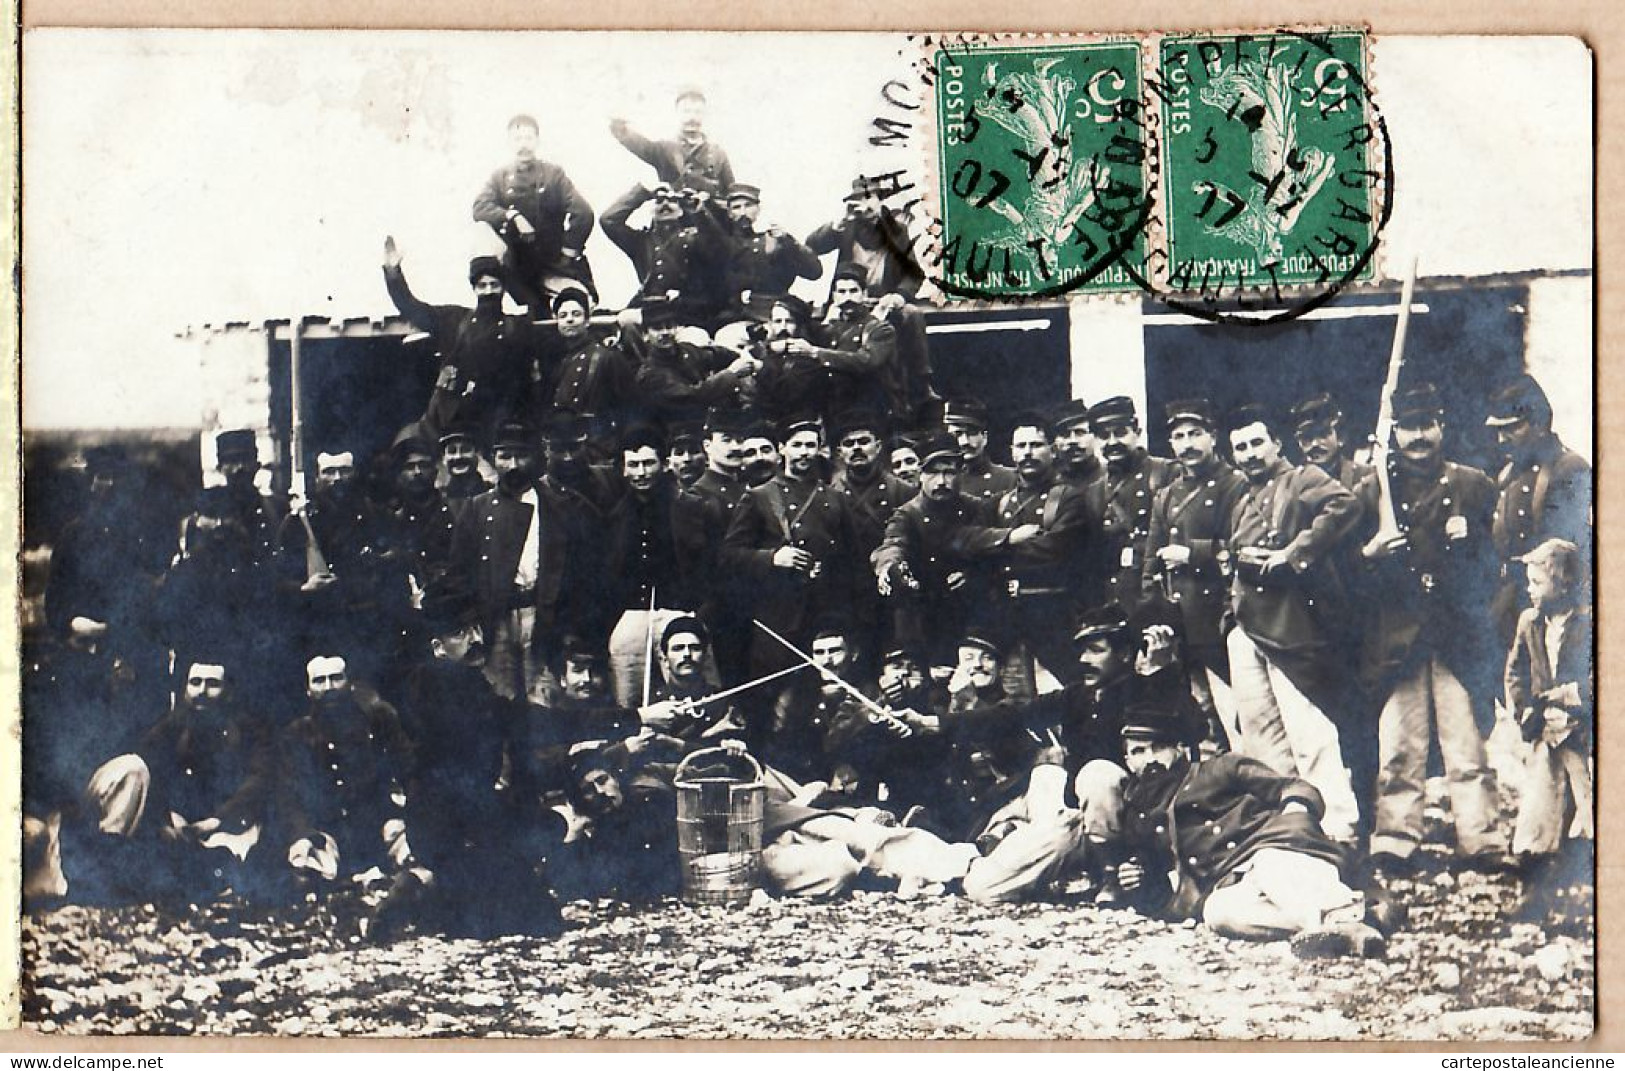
[637,618,912,737]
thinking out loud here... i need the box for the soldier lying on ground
[1088,671,1403,959]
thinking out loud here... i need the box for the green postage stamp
[929,37,1151,299]
[920,29,1386,312]
[1157,31,1382,297]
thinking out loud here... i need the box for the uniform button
[1188,856,1199,866]
[1225,841,1236,850]
[328,742,335,750]
[184,767,193,776]
[1154,825,1164,834]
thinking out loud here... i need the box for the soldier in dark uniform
[635,616,748,757]
[546,287,639,453]
[1354,383,1509,874]
[278,654,414,890]
[1291,393,1373,491]
[873,431,1003,668]
[601,182,731,328]
[928,631,1045,842]
[829,407,916,655]
[471,113,596,312]
[723,415,864,678]
[44,443,173,716]
[1483,374,1592,648]
[629,302,756,428]
[974,412,1100,691]
[381,431,458,603]
[763,620,872,787]
[1105,678,1393,958]
[944,398,1018,505]
[436,421,491,522]
[604,425,700,706]
[212,429,286,566]
[382,242,537,444]
[276,448,410,691]
[534,413,620,650]
[672,409,753,682]
[609,86,736,197]
[378,589,563,938]
[66,655,281,907]
[1088,396,1178,614]
[1050,398,1105,491]
[1141,399,1249,746]
[793,263,901,418]
[747,295,822,422]
[1224,406,1362,843]
[720,182,821,321]
[151,488,280,707]
[807,178,934,424]
[445,422,562,701]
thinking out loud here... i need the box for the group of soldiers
[22,92,1595,958]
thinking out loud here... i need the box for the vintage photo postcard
[15,27,1594,1040]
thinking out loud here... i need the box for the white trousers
[1226,628,1359,840]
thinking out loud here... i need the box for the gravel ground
[20,850,1593,1042]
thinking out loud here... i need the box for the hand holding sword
[753,619,918,738]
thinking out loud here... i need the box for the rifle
[287,319,331,581]
[1371,257,1419,542]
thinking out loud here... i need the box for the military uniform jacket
[1325,455,1375,492]
[138,701,275,832]
[1056,457,1106,494]
[472,157,595,269]
[1142,464,1249,653]
[873,491,1001,594]
[276,492,407,621]
[724,225,822,306]
[1121,754,1342,919]
[935,683,1044,835]
[1352,460,1499,694]
[633,340,745,427]
[1227,460,1360,687]
[385,491,458,591]
[805,214,926,300]
[446,484,570,637]
[1093,450,1179,606]
[722,473,863,631]
[983,475,1099,596]
[605,478,692,611]
[279,695,413,860]
[602,186,730,318]
[804,312,900,417]
[673,468,749,611]
[1492,434,1592,563]
[957,454,1019,505]
[441,472,492,524]
[551,332,638,419]
[610,128,736,197]
[1020,673,1135,773]
[829,467,916,560]
[767,680,862,783]
[383,266,536,436]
